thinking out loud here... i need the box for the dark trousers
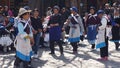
[71,42,78,52]
[14,57,30,68]
[32,33,41,54]
[100,37,108,57]
[50,40,63,54]
[39,37,44,47]
[115,42,119,50]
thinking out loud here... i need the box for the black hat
[90,6,95,10]
[53,6,60,10]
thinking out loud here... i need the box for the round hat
[18,8,31,16]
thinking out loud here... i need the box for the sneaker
[34,54,38,58]
[31,55,35,58]
[32,54,38,58]
[27,64,34,68]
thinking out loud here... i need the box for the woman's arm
[18,23,28,38]
[78,16,85,33]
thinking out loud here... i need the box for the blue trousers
[32,32,41,54]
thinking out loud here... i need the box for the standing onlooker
[42,8,52,47]
[3,6,9,16]
[61,7,70,24]
[14,8,34,68]
[83,12,89,33]
[0,11,5,24]
[104,3,112,25]
[61,7,70,43]
[96,10,109,60]
[48,6,63,55]
[0,6,4,12]
[61,7,70,35]
[86,7,100,50]
[31,9,43,58]
[46,7,52,17]
[104,3,111,16]
[3,6,13,17]
[111,9,120,50]
[111,2,118,17]
[64,7,84,54]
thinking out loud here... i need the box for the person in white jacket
[96,10,109,60]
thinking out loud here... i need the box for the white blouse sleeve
[99,17,107,30]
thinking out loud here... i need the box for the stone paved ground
[0,40,120,68]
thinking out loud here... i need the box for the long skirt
[111,26,120,42]
[49,26,61,41]
[87,25,97,44]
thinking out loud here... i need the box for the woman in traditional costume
[14,8,34,68]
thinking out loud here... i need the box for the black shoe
[60,53,64,56]
[49,52,55,55]
[91,44,95,49]
[116,48,118,50]
[116,48,119,51]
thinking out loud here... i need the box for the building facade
[28,0,108,16]
[0,0,120,16]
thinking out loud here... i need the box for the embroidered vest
[21,22,30,34]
